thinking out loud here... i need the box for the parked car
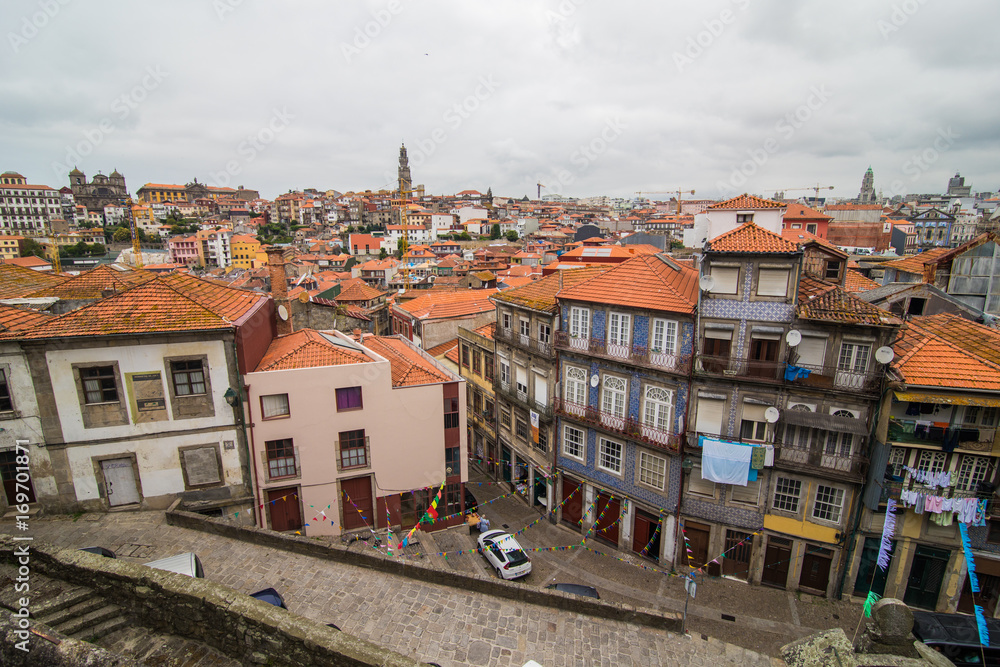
[143,552,204,578]
[249,587,287,609]
[464,486,478,513]
[78,547,116,558]
[545,583,599,599]
[477,530,531,580]
[911,610,1000,666]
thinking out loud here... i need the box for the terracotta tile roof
[4,256,51,268]
[499,276,536,289]
[0,263,66,299]
[336,279,384,302]
[880,247,953,275]
[157,272,264,322]
[425,338,459,358]
[397,289,498,320]
[27,265,156,300]
[254,329,373,371]
[362,335,452,387]
[444,344,460,365]
[472,322,495,340]
[782,203,831,220]
[707,194,785,210]
[494,267,608,313]
[797,274,837,300]
[844,269,881,293]
[825,204,883,211]
[797,284,901,326]
[780,229,846,257]
[894,316,1000,390]
[557,255,698,314]
[473,271,496,281]
[707,222,800,254]
[0,304,53,332]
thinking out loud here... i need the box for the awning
[780,410,869,435]
[894,391,1000,408]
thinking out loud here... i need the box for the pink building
[246,329,468,537]
[168,235,199,265]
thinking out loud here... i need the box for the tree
[504,230,519,242]
[457,232,472,241]
[21,239,47,259]
[489,223,501,240]
[113,227,131,243]
[378,248,388,260]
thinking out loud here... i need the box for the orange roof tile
[425,338,459,358]
[707,194,785,210]
[472,322,495,340]
[0,304,53,332]
[494,267,608,313]
[397,289,498,320]
[780,229,846,257]
[444,344,460,365]
[782,203,831,220]
[707,222,800,254]
[4,256,51,268]
[844,269,881,293]
[894,317,1000,391]
[336,279,384,302]
[557,255,698,314]
[0,263,66,299]
[907,313,1000,369]
[797,284,901,327]
[363,335,452,387]
[27,265,156,300]
[254,329,373,371]
[879,247,953,276]
[157,272,263,322]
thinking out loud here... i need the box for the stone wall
[165,508,683,633]
[0,609,142,667]
[0,537,423,667]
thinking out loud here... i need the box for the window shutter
[796,336,827,367]
[695,398,725,435]
[516,366,527,387]
[534,374,547,405]
[710,267,739,294]
[757,269,789,296]
[741,403,768,422]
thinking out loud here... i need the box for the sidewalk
[427,467,864,658]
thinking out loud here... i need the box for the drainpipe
[232,338,257,527]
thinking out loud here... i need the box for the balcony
[495,326,553,357]
[554,398,681,453]
[774,439,868,482]
[470,409,496,433]
[496,380,554,419]
[695,353,882,394]
[555,332,691,374]
[887,419,996,450]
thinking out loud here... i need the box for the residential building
[458,323,497,482]
[168,235,200,266]
[685,194,786,248]
[0,172,64,234]
[553,256,698,566]
[391,289,498,350]
[334,279,391,335]
[349,233,385,258]
[782,204,833,240]
[909,208,956,249]
[0,235,23,260]
[246,329,468,536]
[847,314,1000,614]
[357,258,398,289]
[195,228,233,268]
[136,180,242,205]
[231,234,263,270]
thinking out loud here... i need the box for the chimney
[266,246,292,335]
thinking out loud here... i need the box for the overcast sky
[2,1,998,202]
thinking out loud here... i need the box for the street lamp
[224,387,239,407]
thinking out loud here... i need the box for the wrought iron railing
[554,398,681,453]
[694,353,881,393]
[773,439,868,480]
[495,326,554,357]
[554,332,691,374]
[887,419,996,448]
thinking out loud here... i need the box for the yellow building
[231,234,263,269]
[0,235,23,260]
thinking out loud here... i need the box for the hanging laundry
[764,444,775,467]
[784,365,812,381]
[700,438,753,486]
[750,446,766,470]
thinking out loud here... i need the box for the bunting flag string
[960,522,990,648]
[863,591,881,618]
[582,494,614,543]
[638,515,663,557]
[399,481,445,550]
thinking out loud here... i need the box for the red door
[267,487,301,532]
[682,522,711,572]
[632,509,661,561]
[593,493,621,546]
[561,476,583,529]
[342,476,374,531]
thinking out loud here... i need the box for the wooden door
[683,522,710,570]
[761,537,791,589]
[561,476,583,529]
[593,493,620,546]
[722,529,752,580]
[632,509,660,561]
[904,546,950,610]
[341,476,374,531]
[748,339,779,379]
[702,338,731,373]
[799,546,833,595]
[1,450,35,505]
[267,487,301,532]
[102,458,140,506]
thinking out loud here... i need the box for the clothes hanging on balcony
[700,438,752,486]
[930,511,954,527]
[903,467,951,488]
[942,428,960,452]
[784,365,812,381]
[764,445,775,467]
[750,446,766,470]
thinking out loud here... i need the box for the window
[773,477,801,513]
[171,359,206,396]
[537,428,548,452]
[607,312,631,349]
[598,437,622,474]
[736,213,754,224]
[538,322,551,345]
[695,397,725,436]
[957,455,990,493]
[563,425,585,459]
[916,450,946,477]
[812,485,845,523]
[500,409,511,429]
[501,311,512,331]
[710,266,739,294]
[499,356,510,386]
[445,446,460,472]
[638,451,666,490]
[335,386,363,411]
[444,396,459,429]
[569,306,590,338]
[472,350,481,375]
[740,403,768,442]
[443,483,462,515]
[757,269,789,297]
[519,319,530,337]
[533,373,548,407]
[82,366,118,404]
[0,368,12,412]
[601,375,627,423]
[266,438,297,478]
[837,342,871,373]
[887,447,907,478]
[651,319,677,354]
[515,417,528,440]
[688,464,716,497]
[642,385,672,432]
[261,393,290,419]
[483,353,493,381]
[461,344,470,368]
[565,367,587,407]
[824,260,842,280]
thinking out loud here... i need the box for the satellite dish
[875,346,895,364]
[699,275,716,292]
[785,330,802,347]
[590,374,600,388]
[298,291,310,303]
[277,305,289,321]
[764,407,780,423]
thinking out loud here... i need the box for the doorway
[748,338,779,379]
[267,487,301,532]
[101,458,140,507]
[722,529,753,580]
[632,509,661,561]
[501,445,512,483]
[593,493,621,546]
[854,536,895,598]
[341,476,374,531]
[799,545,833,595]
[761,536,792,589]
[683,522,711,571]
[904,545,951,610]
[561,476,583,529]
[1,450,35,506]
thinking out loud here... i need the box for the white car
[478,529,532,580]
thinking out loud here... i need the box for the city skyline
[2,1,999,200]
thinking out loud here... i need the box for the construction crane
[536,182,545,200]
[45,230,61,273]
[635,189,696,215]
[765,184,834,201]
